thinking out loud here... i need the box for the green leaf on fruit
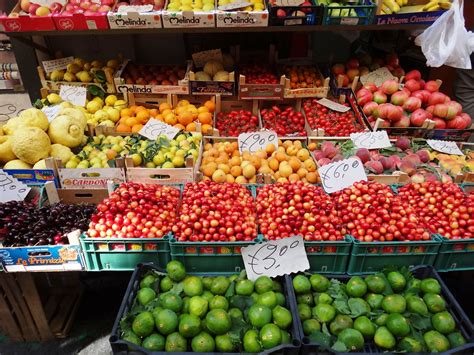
[225,281,235,298]
[33,99,44,109]
[409,313,432,331]
[170,282,184,295]
[334,299,351,315]
[308,330,332,349]
[331,340,348,352]
[230,295,253,311]
[92,70,107,85]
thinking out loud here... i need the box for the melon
[195,71,212,81]
[213,71,230,82]
[203,60,224,77]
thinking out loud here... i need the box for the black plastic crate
[110,263,301,354]
[267,0,323,26]
[289,265,474,354]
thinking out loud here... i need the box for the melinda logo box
[107,5,163,29]
[161,1,216,28]
[215,9,268,27]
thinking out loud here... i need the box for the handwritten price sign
[241,235,309,281]
[427,140,464,156]
[350,131,392,150]
[42,105,62,123]
[59,85,87,106]
[139,119,181,141]
[318,157,368,194]
[317,98,351,113]
[42,56,74,74]
[0,170,31,203]
[360,67,396,87]
[238,130,278,154]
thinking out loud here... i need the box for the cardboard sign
[360,67,396,87]
[318,157,368,194]
[218,1,252,10]
[139,119,181,141]
[241,235,309,281]
[238,130,278,154]
[59,85,87,106]
[0,170,31,202]
[427,140,464,156]
[317,98,351,113]
[192,49,223,68]
[42,105,62,122]
[350,131,392,150]
[42,56,74,74]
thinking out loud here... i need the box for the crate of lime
[110,261,301,354]
[290,266,474,354]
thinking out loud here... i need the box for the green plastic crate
[347,234,441,275]
[434,235,474,272]
[169,236,261,275]
[304,235,352,274]
[80,233,171,271]
[322,0,376,25]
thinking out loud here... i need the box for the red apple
[403,97,422,112]
[433,117,447,129]
[393,115,410,128]
[410,108,428,127]
[425,80,439,92]
[405,70,422,82]
[404,79,421,93]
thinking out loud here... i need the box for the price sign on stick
[350,131,392,149]
[360,67,396,87]
[59,85,87,106]
[241,235,309,281]
[427,140,464,156]
[317,98,351,113]
[139,119,180,141]
[318,157,368,194]
[42,105,62,123]
[238,130,278,154]
[0,170,31,203]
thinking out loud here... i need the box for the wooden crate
[211,96,259,137]
[0,272,82,342]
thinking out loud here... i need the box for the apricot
[243,164,256,179]
[212,169,226,183]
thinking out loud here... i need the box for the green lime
[132,311,154,337]
[448,331,466,348]
[165,332,187,352]
[399,336,424,352]
[303,319,321,335]
[205,309,231,335]
[432,311,456,334]
[293,275,312,294]
[382,294,406,313]
[272,280,283,292]
[250,292,259,303]
[160,276,175,292]
[140,275,158,289]
[183,276,203,297]
[257,291,278,309]
[423,293,446,313]
[228,307,243,320]
[421,278,441,294]
[296,293,314,306]
[201,290,214,303]
[137,287,156,306]
[329,314,353,336]
[365,293,383,310]
[374,326,396,349]
[255,276,274,294]
[182,297,190,314]
[179,314,201,338]
[209,295,229,311]
[215,333,236,352]
[272,305,292,329]
[122,332,141,346]
[424,330,450,352]
[210,276,230,295]
[155,309,178,335]
[375,313,389,326]
[248,304,272,328]
[142,333,165,351]
[386,313,410,337]
[346,276,367,297]
[280,329,291,344]
[406,295,428,316]
[260,323,282,349]
[315,292,333,305]
[202,277,214,290]
[312,303,336,323]
[353,316,375,340]
[243,329,262,353]
[166,260,186,282]
[310,274,330,292]
[338,328,364,351]
[364,274,386,294]
[160,292,183,313]
[229,275,238,282]
[275,292,286,307]
[189,296,208,318]
[191,332,215,352]
[236,279,254,296]
[387,271,406,292]
[297,303,312,321]
[151,306,163,320]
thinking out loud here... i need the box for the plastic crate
[291,265,474,354]
[321,0,375,25]
[304,235,352,274]
[434,236,474,272]
[80,233,171,271]
[110,262,301,354]
[346,234,441,275]
[267,0,323,26]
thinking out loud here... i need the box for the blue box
[375,9,445,25]
[0,245,85,272]
[4,169,59,187]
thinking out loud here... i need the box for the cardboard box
[215,8,268,27]
[189,70,235,96]
[375,0,446,25]
[107,3,163,29]
[162,0,215,28]
[3,0,66,32]
[58,167,126,189]
[3,169,59,187]
[239,74,284,100]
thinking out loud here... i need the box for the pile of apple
[122,63,187,86]
[268,0,313,18]
[116,0,165,11]
[18,0,63,16]
[87,182,180,240]
[240,64,279,85]
[62,0,114,15]
[215,110,259,137]
[261,106,306,136]
[357,70,472,130]
[256,181,345,241]
[398,181,473,239]
[171,181,257,242]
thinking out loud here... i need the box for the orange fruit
[162,108,173,117]
[178,112,194,126]
[198,112,212,124]
[165,113,177,125]
[288,173,300,182]
[306,172,318,183]
[121,108,133,117]
[198,106,209,114]
[126,117,139,127]
[186,122,196,132]
[201,124,212,134]
[129,105,138,113]
[159,102,171,113]
[136,110,150,123]
[116,123,131,133]
[204,100,215,113]
[177,99,190,107]
[149,108,158,117]
[132,124,143,133]
[174,124,186,130]
[119,116,128,124]
[135,106,147,112]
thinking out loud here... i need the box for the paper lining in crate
[107,3,163,29]
[238,74,285,100]
[113,60,191,95]
[161,0,216,28]
[211,96,260,137]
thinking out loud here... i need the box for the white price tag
[218,1,252,10]
[340,17,358,25]
[318,157,368,194]
[42,105,62,123]
[317,98,351,113]
[0,170,31,203]
[350,131,392,150]
[275,0,304,5]
[192,49,223,68]
[59,85,87,107]
[117,4,154,12]
[360,67,396,87]
[139,119,181,141]
[34,0,54,6]
[42,57,74,74]
[427,140,464,156]
[241,235,309,281]
[238,130,278,154]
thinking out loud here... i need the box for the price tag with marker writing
[427,140,464,156]
[42,105,62,123]
[360,67,396,87]
[238,130,278,154]
[0,170,31,203]
[350,131,391,149]
[42,56,74,74]
[139,119,180,141]
[59,85,87,107]
[318,157,367,194]
[241,235,309,281]
[317,98,351,113]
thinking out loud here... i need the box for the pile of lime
[293,270,467,353]
[119,260,293,352]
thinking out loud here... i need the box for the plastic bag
[415,0,474,69]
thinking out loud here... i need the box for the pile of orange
[116,105,157,133]
[284,65,323,89]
